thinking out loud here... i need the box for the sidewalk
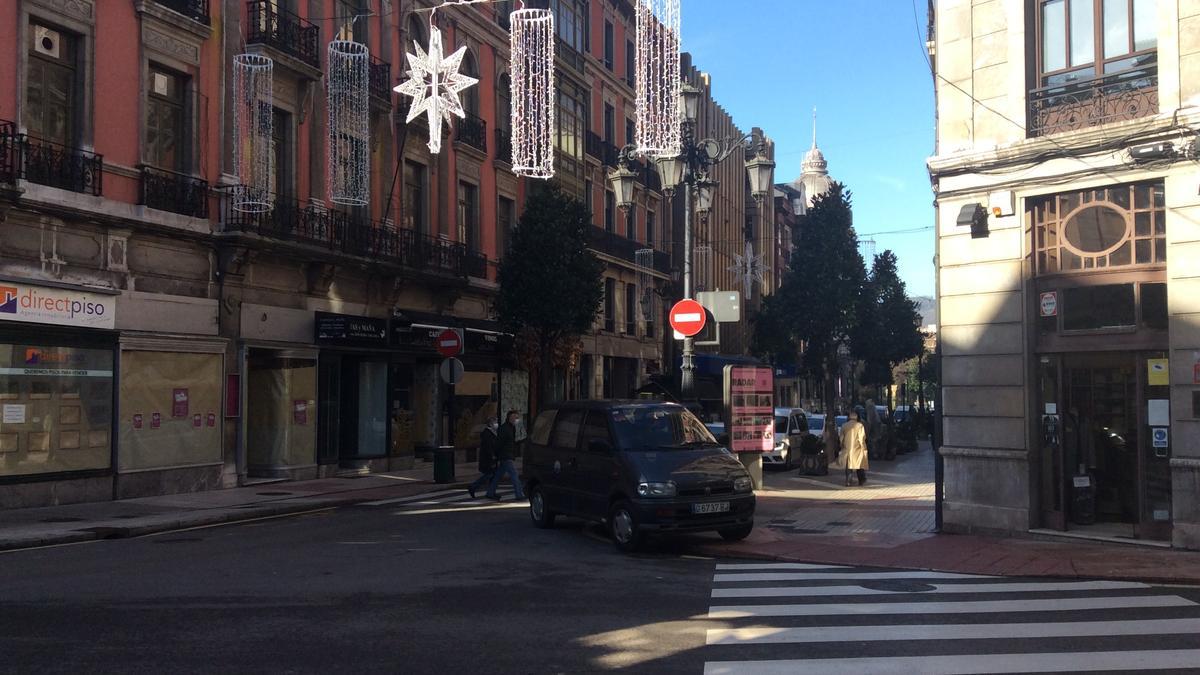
[0,460,482,552]
[694,442,1200,586]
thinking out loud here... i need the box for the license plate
[692,501,730,514]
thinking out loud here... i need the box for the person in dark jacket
[467,417,499,498]
[488,410,526,500]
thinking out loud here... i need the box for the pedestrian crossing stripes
[702,561,1200,674]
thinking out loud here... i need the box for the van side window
[580,411,613,451]
[550,409,583,448]
[530,410,556,445]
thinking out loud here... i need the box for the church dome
[802,145,827,174]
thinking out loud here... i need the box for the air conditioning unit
[33,26,61,59]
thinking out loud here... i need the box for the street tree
[852,250,925,402]
[496,182,605,410]
[752,182,865,446]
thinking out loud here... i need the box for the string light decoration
[327,39,370,206]
[231,54,273,213]
[635,248,656,325]
[727,240,767,295]
[634,0,681,158]
[394,24,478,154]
[509,8,556,178]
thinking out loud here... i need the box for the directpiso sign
[0,283,115,329]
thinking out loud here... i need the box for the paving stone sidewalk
[0,460,482,552]
[695,442,1200,585]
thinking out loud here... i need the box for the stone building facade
[929,0,1200,548]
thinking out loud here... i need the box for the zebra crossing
[701,561,1200,674]
[359,487,524,514]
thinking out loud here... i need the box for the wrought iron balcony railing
[153,0,210,24]
[139,166,208,218]
[1028,63,1158,138]
[0,120,103,196]
[588,225,671,274]
[456,113,487,152]
[495,127,512,164]
[246,0,320,69]
[369,55,391,101]
[222,191,486,278]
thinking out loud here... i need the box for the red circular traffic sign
[669,299,707,337]
[435,328,462,357]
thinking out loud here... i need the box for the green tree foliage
[853,250,925,390]
[496,182,605,406]
[752,183,865,416]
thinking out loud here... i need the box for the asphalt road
[5,488,1200,674]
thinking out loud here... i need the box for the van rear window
[530,410,556,445]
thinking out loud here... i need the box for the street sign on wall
[669,299,706,337]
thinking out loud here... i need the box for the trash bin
[1070,473,1096,525]
[433,445,456,484]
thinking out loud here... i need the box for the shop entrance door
[1037,351,1170,541]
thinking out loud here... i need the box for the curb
[0,480,470,553]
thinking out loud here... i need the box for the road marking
[711,580,1147,598]
[706,594,1195,618]
[703,649,1200,674]
[714,571,990,582]
[706,617,1200,645]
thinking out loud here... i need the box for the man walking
[467,417,499,499]
[488,410,526,501]
[840,409,870,486]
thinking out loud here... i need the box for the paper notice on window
[1148,399,1170,427]
[2,404,26,424]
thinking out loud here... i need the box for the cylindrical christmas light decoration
[232,53,273,213]
[635,0,681,158]
[327,40,370,206]
[510,8,555,179]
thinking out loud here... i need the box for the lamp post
[609,82,775,400]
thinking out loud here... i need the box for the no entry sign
[435,328,463,357]
[669,299,706,337]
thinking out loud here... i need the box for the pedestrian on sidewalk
[488,410,527,501]
[468,417,499,499]
[840,409,869,486]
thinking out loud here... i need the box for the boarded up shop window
[119,351,222,471]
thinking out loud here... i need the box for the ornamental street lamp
[609,82,776,401]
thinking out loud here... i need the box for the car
[893,405,912,424]
[522,400,756,552]
[767,407,810,469]
[704,421,728,446]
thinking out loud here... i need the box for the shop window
[1031,182,1164,275]
[119,351,222,471]
[1062,283,1135,331]
[246,355,317,472]
[1141,282,1167,330]
[0,343,113,477]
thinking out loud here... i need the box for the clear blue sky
[681,0,936,297]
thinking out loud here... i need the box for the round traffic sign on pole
[669,299,707,337]
[435,328,463,357]
[440,357,465,385]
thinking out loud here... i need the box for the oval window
[1063,205,1127,254]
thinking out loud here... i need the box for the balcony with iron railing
[0,120,103,196]
[246,0,320,70]
[1028,62,1158,138]
[455,113,487,153]
[222,191,487,278]
[139,166,208,218]
[369,55,391,103]
[495,127,512,165]
[153,0,210,24]
[588,225,671,274]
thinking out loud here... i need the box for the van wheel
[719,523,754,541]
[609,501,644,552]
[529,486,556,529]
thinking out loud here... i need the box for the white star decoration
[394,26,478,154]
[727,240,766,294]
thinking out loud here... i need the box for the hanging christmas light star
[394,25,478,154]
[727,240,767,295]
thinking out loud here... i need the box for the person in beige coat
[839,410,870,486]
